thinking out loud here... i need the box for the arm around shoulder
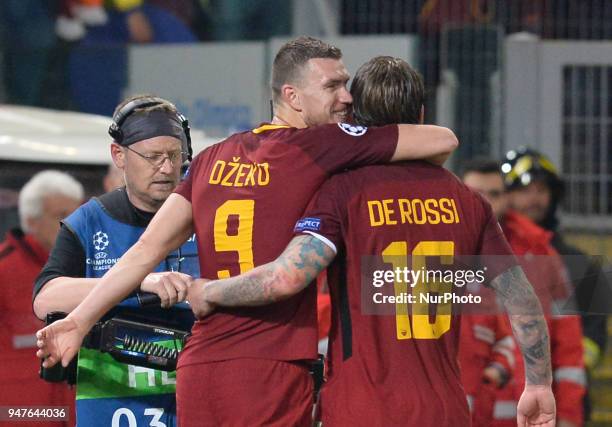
[190,235,336,318]
[392,125,458,165]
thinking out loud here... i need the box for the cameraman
[33,95,199,427]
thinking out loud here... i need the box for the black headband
[118,110,187,147]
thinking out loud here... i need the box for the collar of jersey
[252,124,291,134]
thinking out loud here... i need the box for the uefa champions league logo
[88,231,116,269]
[93,231,110,251]
[338,122,368,136]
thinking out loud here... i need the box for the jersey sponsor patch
[338,122,367,136]
[294,217,321,232]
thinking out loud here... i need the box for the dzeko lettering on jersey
[367,197,460,226]
[208,157,270,187]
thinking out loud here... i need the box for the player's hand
[517,384,556,427]
[187,278,216,320]
[36,316,86,368]
[140,272,193,308]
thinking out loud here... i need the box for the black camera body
[39,310,190,385]
[82,317,188,372]
[39,312,77,384]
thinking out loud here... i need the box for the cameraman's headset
[108,96,193,163]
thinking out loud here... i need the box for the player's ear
[110,143,126,169]
[281,84,302,112]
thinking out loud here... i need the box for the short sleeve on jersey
[174,153,202,202]
[293,177,345,253]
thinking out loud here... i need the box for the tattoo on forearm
[206,235,335,307]
[490,266,552,385]
[212,270,277,307]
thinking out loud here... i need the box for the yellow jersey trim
[252,124,291,134]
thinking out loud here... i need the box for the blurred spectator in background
[458,313,515,427]
[69,0,198,116]
[418,0,549,36]
[102,163,124,193]
[463,158,585,427]
[0,0,56,106]
[0,170,83,426]
[503,147,610,423]
[56,0,108,42]
[209,0,290,40]
[59,0,201,43]
[418,0,498,34]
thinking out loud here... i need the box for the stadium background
[0,0,611,424]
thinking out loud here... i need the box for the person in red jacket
[463,158,586,427]
[0,170,83,427]
[459,313,515,427]
[503,147,609,423]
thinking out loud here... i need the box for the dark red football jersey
[295,161,515,427]
[175,123,398,366]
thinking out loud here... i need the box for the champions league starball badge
[338,122,368,136]
[93,230,110,251]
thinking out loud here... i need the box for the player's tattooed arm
[489,265,552,386]
[197,235,336,308]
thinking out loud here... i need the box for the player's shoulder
[409,160,461,179]
[214,123,327,152]
[195,133,243,157]
[457,182,493,217]
[295,122,374,138]
[201,125,287,154]
[248,123,312,145]
[404,164,491,214]
[343,160,457,184]
[284,122,389,146]
[434,168,487,203]
[245,122,389,150]
[187,133,245,172]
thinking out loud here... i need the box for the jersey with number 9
[174,122,399,366]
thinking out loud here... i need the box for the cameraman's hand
[140,272,193,308]
[36,316,86,368]
[187,278,216,319]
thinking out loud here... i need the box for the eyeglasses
[125,146,186,168]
